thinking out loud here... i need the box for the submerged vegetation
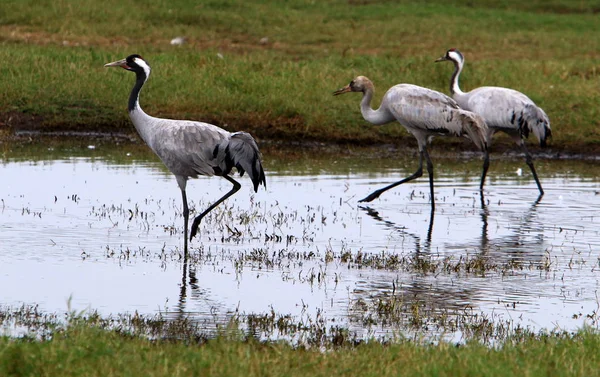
[1,0,600,151]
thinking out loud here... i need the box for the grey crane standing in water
[436,49,551,195]
[334,76,488,210]
[105,54,266,255]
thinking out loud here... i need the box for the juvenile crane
[105,54,266,254]
[436,49,551,195]
[334,76,487,210]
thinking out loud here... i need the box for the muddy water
[1,142,600,341]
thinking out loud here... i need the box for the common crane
[105,54,266,255]
[436,49,551,195]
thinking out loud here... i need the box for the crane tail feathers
[461,113,488,152]
[522,105,551,148]
[226,132,266,192]
[533,112,551,148]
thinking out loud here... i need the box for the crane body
[105,54,266,254]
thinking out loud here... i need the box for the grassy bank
[1,0,600,151]
[1,304,600,376]
[1,321,599,376]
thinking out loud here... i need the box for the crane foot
[190,219,201,241]
[358,191,382,203]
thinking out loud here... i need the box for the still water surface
[1,143,600,341]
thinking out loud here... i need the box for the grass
[1,313,600,376]
[2,2,600,373]
[1,1,600,150]
[1,303,600,376]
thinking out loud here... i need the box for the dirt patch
[0,25,308,56]
[0,111,45,131]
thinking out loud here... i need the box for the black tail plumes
[225,132,266,192]
[539,121,552,148]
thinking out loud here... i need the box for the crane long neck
[129,70,147,112]
[127,69,156,146]
[450,59,465,96]
[359,85,394,126]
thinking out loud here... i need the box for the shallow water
[1,142,600,342]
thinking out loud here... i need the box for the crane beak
[104,58,130,69]
[333,85,352,96]
[434,56,448,63]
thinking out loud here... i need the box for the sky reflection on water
[1,145,600,341]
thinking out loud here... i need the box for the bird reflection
[354,206,480,335]
[359,205,434,253]
[480,191,490,252]
[176,253,201,312]
[177,253,190,314]
[350,194,546,335]
[479,192,544,255]
[360,190,544,258]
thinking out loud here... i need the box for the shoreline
[1,126,597,162]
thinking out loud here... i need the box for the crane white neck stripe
[448,51,463,63]
[133,57,151,78]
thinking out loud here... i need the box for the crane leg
[359,150,424,203]
[521,142,544,195]
[480,148,490,191]
[190,175,241,241]
[181,189,189,255]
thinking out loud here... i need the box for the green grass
[1,0,600,150]
[1,322,599,376]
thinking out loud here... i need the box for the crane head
[333,76,371,96]
[435,49,464,64]
[105,54,150,76]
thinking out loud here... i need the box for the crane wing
[385,84,487,150]
[462,87,551,145]
[149,119,230,178]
